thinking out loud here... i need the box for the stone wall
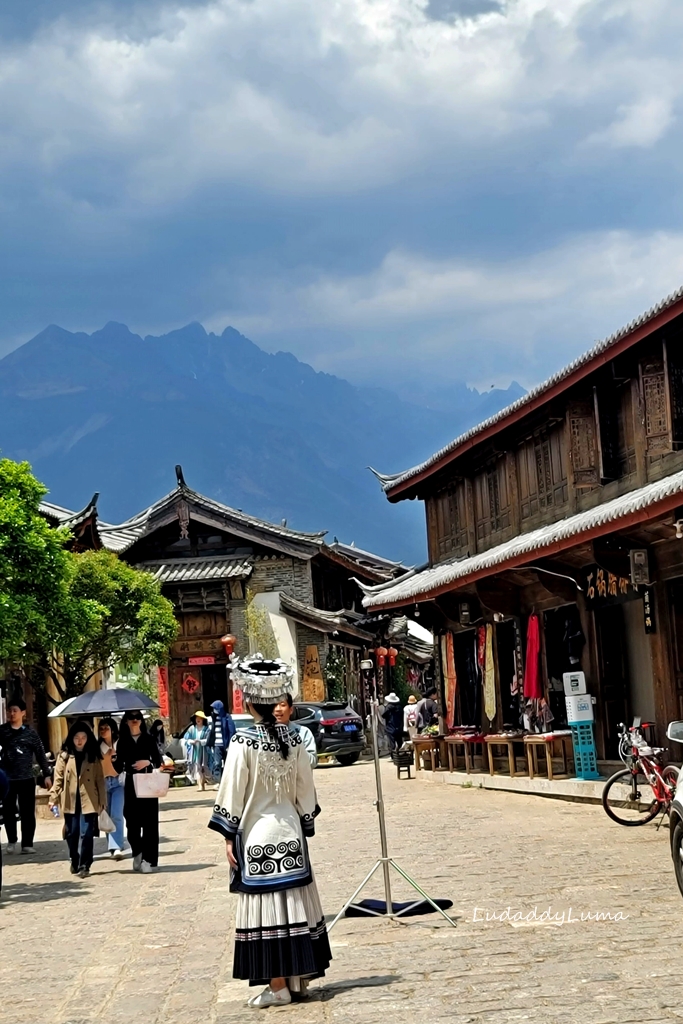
[248,555,313,603]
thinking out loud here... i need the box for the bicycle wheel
[602,768,662,825]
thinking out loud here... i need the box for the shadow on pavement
[311,975,400,1001]
[162,798,216,812]
[1,879,87,904]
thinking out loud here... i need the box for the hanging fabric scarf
[523,614,543,699]
[440,632,457,731]
[484,623,496,722]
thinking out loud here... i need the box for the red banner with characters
[157,666,170,718]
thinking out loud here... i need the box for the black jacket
[0,723,51,782]
[115,732,162,796]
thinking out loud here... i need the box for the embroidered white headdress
[230,654,295,704]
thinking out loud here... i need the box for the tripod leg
[326,860,383,931]
[389,860,457,927]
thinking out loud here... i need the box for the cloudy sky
[1,0,682,393]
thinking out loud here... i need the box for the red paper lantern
[375,646,388,667]
[387,647,398,667]
[221,633,237,656]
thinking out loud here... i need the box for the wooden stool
[524,732,574,780]
[484,734,526,777]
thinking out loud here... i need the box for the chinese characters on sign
[643,588,656,633]
[171,636,223,658]
[584,564,635,605]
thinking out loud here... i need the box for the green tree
[0,458,71,664]
[244,589,279,659]
[46,550,179,702]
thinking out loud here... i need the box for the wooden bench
[484,733,526,777]
[445,734,486,774]
[524,732,574,780]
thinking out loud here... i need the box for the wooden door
[596,605,630,757]
[668,580,683,719]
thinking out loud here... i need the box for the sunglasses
[127,715,143,722]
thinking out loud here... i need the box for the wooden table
[524,732,574,780]
[484,733,525,777]
[445,734,486,774]
[412,736,439,773]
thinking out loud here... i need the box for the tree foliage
[0,457,178,703]
[47,550,179,702]
[244,589,279,660]
[0,458,71,663]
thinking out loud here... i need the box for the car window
[293,705,315,720]
[318,708,357,720]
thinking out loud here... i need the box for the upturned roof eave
[363,470,683,610]
[381,287,683,502]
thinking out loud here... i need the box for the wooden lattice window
[641,358,669,453]
[568,401,599,488]
[427,483,468,562]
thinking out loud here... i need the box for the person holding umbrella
[115,711,162,873]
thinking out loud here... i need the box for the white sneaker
[133,853,143,872]
[140,860,154,874]
[6,843,17,854]
[248,986,292,1008]
[110,849,125,861]
[20,846,35,854]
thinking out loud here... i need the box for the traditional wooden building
[38,468,403,732]
[363,286,683,758]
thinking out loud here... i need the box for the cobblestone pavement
[2,760,683,1024]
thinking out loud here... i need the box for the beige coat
[51,750,106,816]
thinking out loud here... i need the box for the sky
[1,0,683,394]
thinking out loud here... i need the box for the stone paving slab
[1,759,683,1024]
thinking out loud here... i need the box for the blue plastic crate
[570,723,600,780]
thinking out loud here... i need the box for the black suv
[292,701,365,765]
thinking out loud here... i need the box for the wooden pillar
[649,581,677,745]
[45,670,67,756]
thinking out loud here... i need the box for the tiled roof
[136,555,253,585]
[377,283,683,497]
[279,592,376,642]
[362,468,683,609]
[96,485,327,554]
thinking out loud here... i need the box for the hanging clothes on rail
[440,633,457,731]
[523,614,543,699]
[483,624,496,723]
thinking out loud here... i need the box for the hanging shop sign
[171,636,224,658]
[157,666,170,718]
[583,564,640,607]
[303,645,326,702]
[643,588,656,634]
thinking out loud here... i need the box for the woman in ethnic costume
[208,656,332,1008]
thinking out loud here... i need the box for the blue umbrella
[49,687,159,717]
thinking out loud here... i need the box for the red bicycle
[602,721,679,826]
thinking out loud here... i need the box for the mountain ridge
[0,322,524,562]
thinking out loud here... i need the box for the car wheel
[335,752,360,767]
[673,820,683,899]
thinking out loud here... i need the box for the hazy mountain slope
[0,322,523,562]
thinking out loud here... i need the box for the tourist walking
[416,688,440,732]
[403,694,419,739]
[184,710,212,789]
[208,656,331,1008]
[49,721,106,878]
[149,720,166,759]
[0,766,9,895]
[381,692,404,751]
[0,696,52,855]
[98,717,126,860]
[208,699,235,775]
[116,711,162,873]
